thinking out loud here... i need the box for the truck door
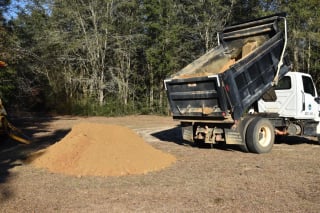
[258,74,298,117]
[298,75,318,119]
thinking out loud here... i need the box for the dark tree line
[0,0,319,115]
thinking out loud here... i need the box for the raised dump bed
[165,13,291,121]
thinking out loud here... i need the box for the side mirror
[315,97,320,104]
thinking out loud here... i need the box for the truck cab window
[275,76,291,90]
[302,76,315,96]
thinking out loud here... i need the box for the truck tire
[246,117,274,154]
[238,116,255,153]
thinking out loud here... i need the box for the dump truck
[0,60,30,144]
[164,13,320,153]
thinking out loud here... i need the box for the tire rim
[258,126,271,147]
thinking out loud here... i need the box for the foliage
[1,0,320,115]
[278,0,320,85]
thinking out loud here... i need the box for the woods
[0,0,319,115]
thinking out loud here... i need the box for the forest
[0,0,319,115]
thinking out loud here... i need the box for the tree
[48,0,117,107]
[0,0,19,106]
[178,0,235,52]
[111,0,142,108]
[141,0,175,111]
[140,0,234,112]
[8,0,319,115]
[275,0,320,86]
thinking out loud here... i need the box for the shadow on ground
[275,135,318,145]
[152,126,319,152]
[0,115,71,201]
[151,126,244,152]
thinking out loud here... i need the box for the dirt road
[1,115,319,212]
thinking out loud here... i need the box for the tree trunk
[293,42,299,71]
[148,64,154,110]
[159,80,164,111]
[99,70,104,106]
[307,37,311,74]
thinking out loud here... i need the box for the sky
[3,0,27,20]
[4,0,51,20]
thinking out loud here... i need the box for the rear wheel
[238,116,255,153]
[246,117,274,154]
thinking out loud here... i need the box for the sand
[29,122,176,177]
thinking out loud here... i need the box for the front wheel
[246,117,275,154]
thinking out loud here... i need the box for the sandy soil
[1,115,320,212]
[29,122,176,177]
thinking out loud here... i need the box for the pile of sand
[29,122,176,177]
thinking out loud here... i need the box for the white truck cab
[258,71,320,139]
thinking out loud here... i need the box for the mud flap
[317,122,320,144]
[224,129,242,144]
[304,121,319,136]
[181,122,194,143]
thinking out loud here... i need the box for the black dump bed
[164,13,291,121]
